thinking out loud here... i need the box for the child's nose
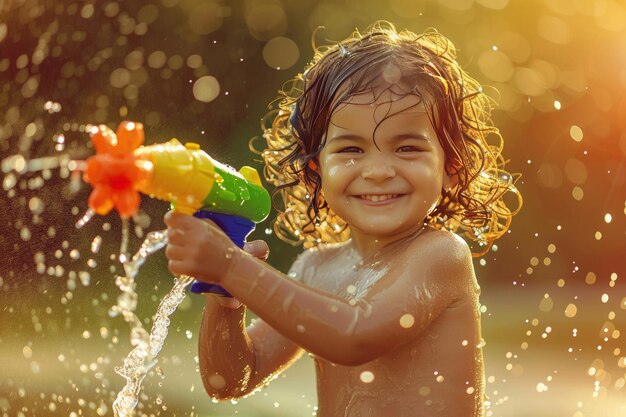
[361,158,396,182]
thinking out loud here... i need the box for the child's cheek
[327,156,359,173]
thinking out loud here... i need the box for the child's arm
[166,213,475,367]
[165,225,304,400]
[197,296,303,399]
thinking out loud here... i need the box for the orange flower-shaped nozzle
[89,124,119,155]
[89,121,144,156]
[116,121,145,154]
[83,121,150,218]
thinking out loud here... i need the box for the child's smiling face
[318,90,454,243]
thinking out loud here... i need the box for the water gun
[83,120,271,296]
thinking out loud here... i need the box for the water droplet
[76,208,96,229]
[91,235,102,253]
[399,313,415,329]
[359,371,375,383]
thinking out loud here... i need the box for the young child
[164,21,520,417]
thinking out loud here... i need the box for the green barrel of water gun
[200,163,271,222]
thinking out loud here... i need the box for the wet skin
[164,92,485,416]
[298,237,484,417]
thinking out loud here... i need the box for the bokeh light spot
[572,186,584,201]
[564,158,587,184]
[475,0,510,10]
[537,163,563,188]
[138,4,159,25]
[539,294,554,312]
[193,76,220,103]
[537,15,571,44]
[187,54,203,69]
[148,51,167,69]
[188,2,224,35]
[478,50,514,82]
[515,67,547,96]
[246,4,287,41]
[570,125,584,142]
[439,0,474,12]
[262,37,299,70]
[565,303,578,318]
[585,272,597,285]
[110,68,131,88]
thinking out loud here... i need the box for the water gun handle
[189,211,256,297]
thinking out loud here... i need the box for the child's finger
[165,243,186,261]
[164,211,198,229]
[215,297,243,309]
[243,240,270,260]
[167,259,187,277]
[166,227,187,245]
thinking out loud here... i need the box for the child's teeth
[362,194,397,202]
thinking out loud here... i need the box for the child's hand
[164,211,270,309]
[164,211,240,282]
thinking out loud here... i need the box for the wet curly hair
[261,21,521,256]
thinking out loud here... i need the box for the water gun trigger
[238,166,262,187]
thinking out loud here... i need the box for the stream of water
[108,229,193,417]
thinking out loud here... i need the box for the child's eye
[397,145,422,153]
[337,146,362,153]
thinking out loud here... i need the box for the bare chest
[300,246,390,300]
[312,300,485,417]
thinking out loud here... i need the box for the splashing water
[109,229,193,417]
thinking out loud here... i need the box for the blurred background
[0,0,625,416]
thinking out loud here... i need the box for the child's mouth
[356,194,401,203]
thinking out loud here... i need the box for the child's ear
[442,162,459,192]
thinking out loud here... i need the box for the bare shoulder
[415,228,472,261]
[408,228,478,294]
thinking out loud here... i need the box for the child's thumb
[243,240,270,260]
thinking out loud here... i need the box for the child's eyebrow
[328,132,432,143]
